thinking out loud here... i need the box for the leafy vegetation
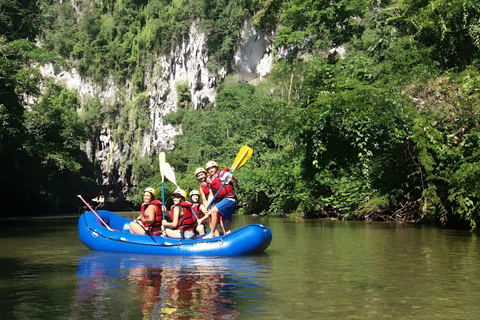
[0,39,95,214]
[156,0,480,229]
[2,0,480,230]
[1,1,94,215]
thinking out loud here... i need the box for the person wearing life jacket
[129,187,164,235]
[203,161,237,239]
[162,189,197,239]
[190,190,208,236]
[195,167,225,237]
[195,167,210,207]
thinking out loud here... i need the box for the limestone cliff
[40,18,273,209]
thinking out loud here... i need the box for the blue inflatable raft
[78,210,272,256]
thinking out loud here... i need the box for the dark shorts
[214,198,236,221]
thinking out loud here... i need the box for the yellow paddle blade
[231,145,253,172]
[159,152,166,182]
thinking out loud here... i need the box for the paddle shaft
[159,152,166,223]
[206,172,236,209]
[77,195,114,231]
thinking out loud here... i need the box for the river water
[1,213,480,319]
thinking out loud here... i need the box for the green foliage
[40,0,255,88]
[0,15,90,215]
[389,0,480,68]
[81,98,104,137]
[41,1,78,57]
[166,76,413,218]
[27,82,86,150]
[42,0,192,90]
[275,0,370,59]
[353,195,391,217]
[0,37,67,95]
[177,82,192,109]
[282,67,414,216]
[252,0,284,31]
[131,156,157,185]
[113,92,151,169]
[407,73,480,229]
[22,83,93,209]
[3,0,480,230]
[1,77,95,215]
[0,0,40,41]
[164,82,292,213]
[0,0,95,216]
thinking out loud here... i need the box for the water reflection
[74,252,270,319]
[5,215,480,319]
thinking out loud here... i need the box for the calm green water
[1,213,480,319]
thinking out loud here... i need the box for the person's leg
[204,207,219,238]
[219,215,226,234]
[216,199,235,233]
[165,229,182,238]
[129,221,147,234]
[223,219,231,234]
[196,224,205,236]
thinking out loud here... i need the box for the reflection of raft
[78,210,272,256]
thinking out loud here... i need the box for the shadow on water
[72,251,272,319]
[0,215,80,239]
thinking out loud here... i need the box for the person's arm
[221,169,237,184]
[200,187,208,207]
[207,189,214,205]
[197,204,210,224]
[162,207,180,229]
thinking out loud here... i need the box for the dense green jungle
[1,0,480,229]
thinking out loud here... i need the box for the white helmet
[190,190,200,197]
[206,161,218,169]
[195,167,206,176]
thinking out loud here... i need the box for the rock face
[40,19,273,209]
[234,20,274,83]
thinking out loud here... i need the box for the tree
[390,0,480,69]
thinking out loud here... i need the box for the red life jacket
[192,203,205,220]
[170,201,196,230]
[207,168,236,201]
[200,181,210,199]
[141,199,163,228]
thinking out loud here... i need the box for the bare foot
[203,232,215,239]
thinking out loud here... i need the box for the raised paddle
[159,152,166,223]
[163,162,199,220]
[77,195,116,231]
[206,145,253,209]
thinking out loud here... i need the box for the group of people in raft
[129,161,237,239]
